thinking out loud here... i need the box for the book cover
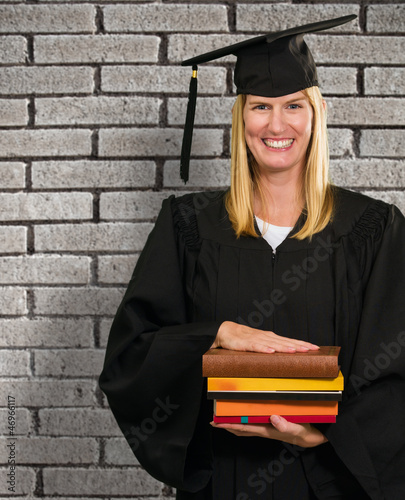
[214,399,338,416]
[203,346,341,378]
[207,371,344,392]
[213,415,337,424]
[207,390,342,401]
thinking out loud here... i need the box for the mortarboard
[179,14,356,183]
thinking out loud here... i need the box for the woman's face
[243,91,313,176]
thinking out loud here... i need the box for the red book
[213,415,336,424]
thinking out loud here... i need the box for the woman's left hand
[210,415,328,448]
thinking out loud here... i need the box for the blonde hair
[225,87,334,240]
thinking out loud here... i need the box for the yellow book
[208,371,344,391]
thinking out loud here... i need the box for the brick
[0,129,92,158]
[367,5,405,33]
[328,128,354,157]
[43,468,162,496]
[0,36,26,64]
[101,65,227,94]
[104,438,138,466]
[317,67,357,95]
[326,98,405,126]
[99,128,223,157]
[103,4,228,33]
[0,287,27,315]
[360,130,405,158]
[0,437,97,464]
[164,159,230,188]
[361,191,405,215]
[0,256,90,284]
[0,98,27,126]
[100,318,113,348]
[330,159,405,188]
[0,467,35,495]
[308,35,405,65]
[0,408,31,436]
[33,287,124,316]
[0,380,96,407]
[0,5,95,33]
[36,96,161,126]
[0,193,92,221]
[39,408,121,436]
[100,191,172,221]
[237,4,360,32]
[169,33,243,63]
[98,255,138,285]
[0,226,27,254]
[32,160,156,189]
[34,349,105,377]
[35,223,153,252]
[365,68,405,96]
[0,350,30,376]
[0,67,93,95]
[0,162,25,189]
[0,318,93,348]
[168,97,233,125]
[35,34,160,64]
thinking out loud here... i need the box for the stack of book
[202,347,343,424]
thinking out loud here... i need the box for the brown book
[202,346,341,378]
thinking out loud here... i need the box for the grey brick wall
[0,1,403,498]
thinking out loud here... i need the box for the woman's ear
[322,99,327,112]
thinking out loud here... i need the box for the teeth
[263,139,294,149]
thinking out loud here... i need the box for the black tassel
[180,65,198,184]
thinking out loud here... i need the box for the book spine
[207,391,342,401]
[203,355,338,378]
[213,415,336,424]
[207,372,344,391]
[215,400,339,416]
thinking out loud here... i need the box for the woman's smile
[262,138,294,150]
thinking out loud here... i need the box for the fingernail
[287,347,296,352]
[271,415,280,424]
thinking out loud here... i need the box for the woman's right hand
[211,321,319,353]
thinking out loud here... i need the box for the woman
[99,16,405,500]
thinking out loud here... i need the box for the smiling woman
[100,14,405,500]
[227,86,332,238]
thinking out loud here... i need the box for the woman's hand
[211,416,328,448]
[211,321,319,353]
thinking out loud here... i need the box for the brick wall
[0,1,404,498]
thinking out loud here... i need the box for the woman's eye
[288,103,301,109]
[255,105,268,110]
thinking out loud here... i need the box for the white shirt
[255,216,292,253]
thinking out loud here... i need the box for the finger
[269,415,291,433]
[269,415,306,438]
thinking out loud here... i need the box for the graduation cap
[179,14,356,183]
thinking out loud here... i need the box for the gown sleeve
[315,203,405,499]
[99,195,221,492]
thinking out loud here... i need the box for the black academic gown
[99,187,405,500]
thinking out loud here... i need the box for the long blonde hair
[225,87,334,240]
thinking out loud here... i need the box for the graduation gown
[99,187,405,500]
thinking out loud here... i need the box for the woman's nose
[267,109,286,134]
